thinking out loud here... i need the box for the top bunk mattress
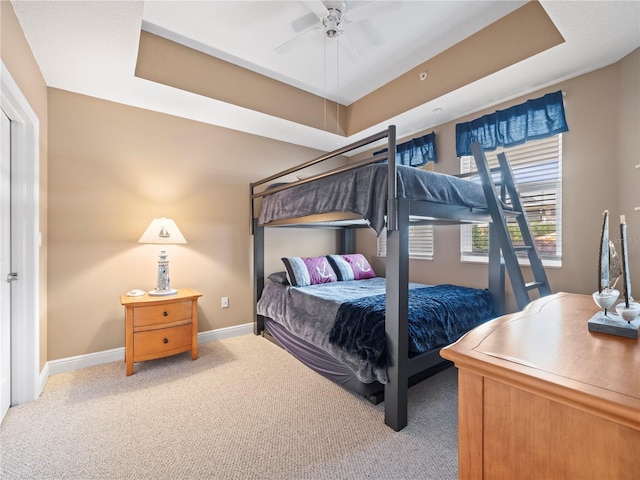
[258,164,489,235]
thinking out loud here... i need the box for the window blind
[377,225,434,260]
[460,135,562,265]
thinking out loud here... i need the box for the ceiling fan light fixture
[323,7,343,38]
[276,0,380,63]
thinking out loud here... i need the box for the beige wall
[617,48,640,294]
[357,49,640,313]
[1,1,48,371]
[136,31,348,136]
[47,89,338,360]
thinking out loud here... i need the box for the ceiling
[11,1,640,152]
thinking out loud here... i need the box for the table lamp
[138,217,187,296]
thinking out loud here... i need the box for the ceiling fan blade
[345,0,402,24]
[275,26,321,55]
[292,11,320,33]
[350,18,384,47]
[303,0,330,17]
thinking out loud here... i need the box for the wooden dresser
[441,292,640,479]
[120,288,202,376]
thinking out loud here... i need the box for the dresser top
[441,292,640,425]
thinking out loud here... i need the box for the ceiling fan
[275,1,400,62]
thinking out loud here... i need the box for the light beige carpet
[0,334,458,479]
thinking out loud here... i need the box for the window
[377,225,434,260]
[460,135,562,266]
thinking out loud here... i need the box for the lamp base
[148,288,178,296]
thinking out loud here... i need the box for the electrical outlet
[221,297,229,309]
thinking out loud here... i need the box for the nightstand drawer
[133,300,192,327]
[133,324,193,361]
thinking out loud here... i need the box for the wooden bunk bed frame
[250,125,549,431]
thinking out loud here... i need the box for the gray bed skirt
[264,317,384,399]
[263,317,452,403]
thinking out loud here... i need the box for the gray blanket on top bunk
[257,277,494,384]
[258,164,488,235]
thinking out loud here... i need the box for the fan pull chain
[336,34,340,144]
[635,164,640,212]
[323,32,327,140]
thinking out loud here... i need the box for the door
[0,109,11,421]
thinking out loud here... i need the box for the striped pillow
[281,256,337,287]
[327,254,376,281]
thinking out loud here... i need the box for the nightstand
[120,288,202,376]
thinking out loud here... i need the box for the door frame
[1,61,41,405]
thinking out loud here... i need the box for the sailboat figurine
[592,211,620,312]
[589,210,639,338]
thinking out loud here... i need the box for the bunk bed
[250,125,517,431]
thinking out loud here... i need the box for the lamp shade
[138,217,187,244]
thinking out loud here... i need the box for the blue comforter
[329,285,494,370]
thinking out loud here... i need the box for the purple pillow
[281,256,337,287]
[327,254,376,281]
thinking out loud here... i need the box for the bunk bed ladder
[471,143,552,310]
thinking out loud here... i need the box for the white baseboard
[38,363,49,399]
[196,322,253,344]
[48,346,125,376]
[47,323,254,376]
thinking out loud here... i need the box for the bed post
[385,198,410,431]
[339,228,354,255]
[384,125,408,431]
[386,125,398,231]
[253,218,265,335]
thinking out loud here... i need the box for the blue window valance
[376,131,437,167]
[455,91,568,157]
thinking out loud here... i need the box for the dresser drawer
[133,324,193,362]
[133,300,192,327]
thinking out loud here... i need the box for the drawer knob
[163,338,169,344]
[163,311,169,317]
